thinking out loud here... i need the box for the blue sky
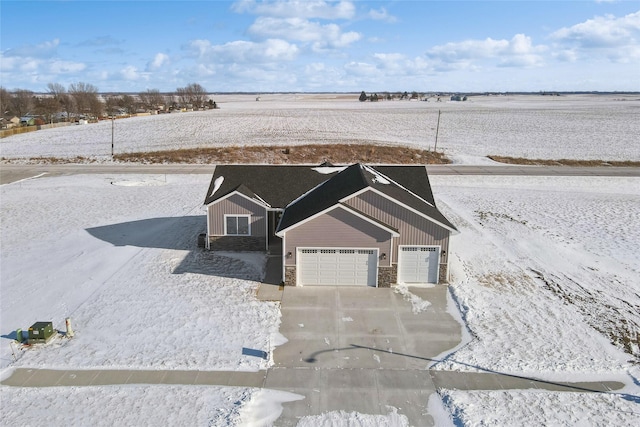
[1,1,639,92]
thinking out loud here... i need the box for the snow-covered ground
[440,389,639,426]
[0,174,281,372]
[430,175,640,426]
[430,175,639,377]
[2,108,640,426]
[1,94,639,163]
[2,172,638,426]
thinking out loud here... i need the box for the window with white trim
[225,215,251,236]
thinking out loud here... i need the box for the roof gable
[275,204,400,237]
[277,164,369,231]
[204,163,457,234]
[345,187,458,233]
[276,164,457,234]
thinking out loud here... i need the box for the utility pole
[434,109,441,152]
[111,115,114,158]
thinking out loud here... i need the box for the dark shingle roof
[204,165,342,207]
[276,164,457,232]
[205,163,457,233]
[277,164,368,231]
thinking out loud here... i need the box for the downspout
[265,208,269,252]
[280,234,288,285]
[205,204,211,250]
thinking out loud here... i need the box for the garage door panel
[399,246,439,284]
[298,248,377,286]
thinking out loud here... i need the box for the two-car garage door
[298,248,378,286]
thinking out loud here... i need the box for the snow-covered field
[1,96,639,425]
[2,172,639,425]
[430,175,640,426]
[1,93,639,163]
[430,176,639,375]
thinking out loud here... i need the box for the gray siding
[344,190,449,264]
[284,207,392,267]
[207,193,266,237]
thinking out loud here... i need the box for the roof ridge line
[365,165,436,208]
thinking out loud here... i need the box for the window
[225,215,250,236]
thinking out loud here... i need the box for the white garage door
[298,248,378,286]
[398,246,440,284]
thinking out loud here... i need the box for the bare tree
[165,93,177,111]
[89,96,105,119]
[139,89,164,111]
[186,83,207,108]
[176,87,189,108]
[68,82,99,118]
[34,96,60,123]
[0,87,9,119]
[104,95,120,117]
[47,82,72,121]
[176,83,207,108]
[119,94,136,114]
[10,89,34,119]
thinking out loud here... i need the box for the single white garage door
[298,248,378,286]
[398,246,440,284]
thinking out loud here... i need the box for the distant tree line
[0,82,215,127]
[359,91,423,102]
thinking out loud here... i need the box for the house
[204,163,458,287]
[20,115,36,126]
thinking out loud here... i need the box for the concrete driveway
[261,285,462,426]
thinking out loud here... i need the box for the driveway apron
[264,285,462,426]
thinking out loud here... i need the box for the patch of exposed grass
[113,144,449,165]
[1,156,95,164]
[530,268,639,358]
[488,155,640,167]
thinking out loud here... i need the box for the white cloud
[0,55,18,71]
[552,11,640,48]
[344,61,379,77]
[119,66,147,81]
[3,39,60,58]
[427,34,545,68]
[550,11,640,62]
[370,53,432,77]
[368,7,397,23]
[187,38,299,63]
[232,0,355,19]
[49,60,86,74]
[147,53,170,71]
[20,60,40,72]
[248,16,361,49]
[77,36,123,47]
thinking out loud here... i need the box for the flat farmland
[1,93,638,163]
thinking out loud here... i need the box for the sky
[1,0,639,93]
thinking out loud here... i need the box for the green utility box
[29,321,55,343]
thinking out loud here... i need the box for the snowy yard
[430,175,640,426]
[1,94,639,425]
[0,174,281,372]
[1,94,639,163]
[1,172,638,425]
